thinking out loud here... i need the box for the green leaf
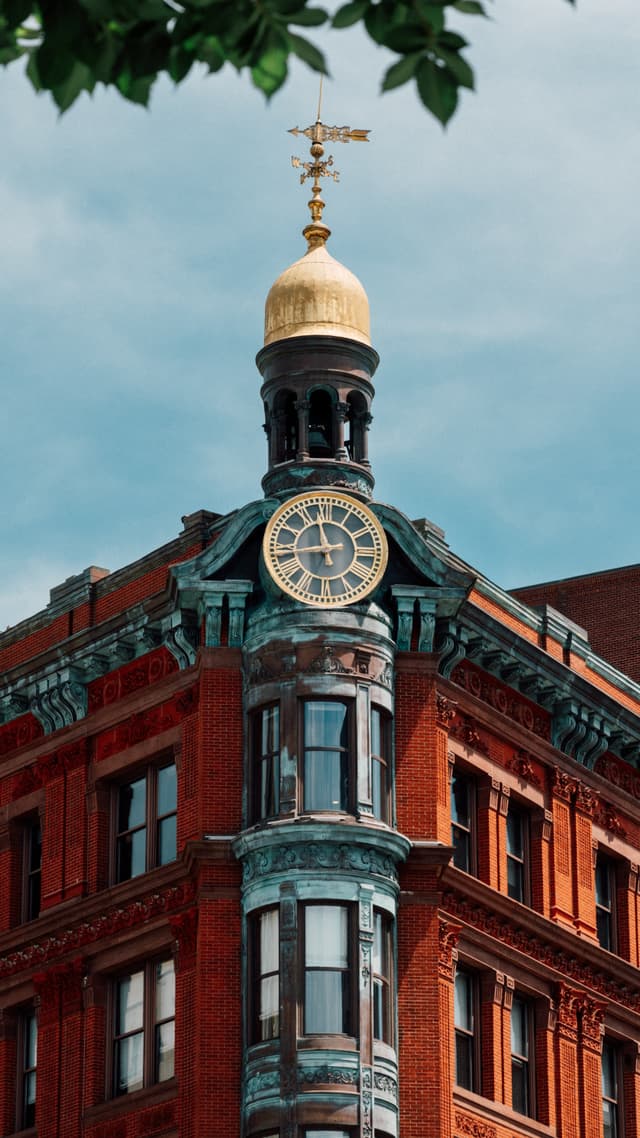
[52,59,94,110]
[286,8,328,27]
[416,56,458,124]
[288,30,326,72]
[435,45,474,88]
[35,39,76,87]
[438,30,468,49]
[385,23,432,54]
[251,41,288,96]
[197,34,225,71]
[411,2,445,32]
[451,0,487,14]
[0,42,24,63]
[168,42,193,82]
[116,69,154,104]
[332,0,368,29]
[381,51,420,92]
[25,45,41,88]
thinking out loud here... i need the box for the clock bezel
[263,491,388,609]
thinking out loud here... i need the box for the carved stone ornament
[438,920,462,981]
[444,891,640,1012]
[241,843,398,886]
[435,621,469,680]
[507,748,542,787]
[436,692,458,728]
[88,647,179,713]
[373,1073,398,1101]
[299,1065,359,1086]
[551,768,579,802]
[245,1070,280,1098]
[453,1113,497,1138]
[578,994,607,1051]
[595,753,640,806]
[0,712,44,759]
[30,678,87,735]
[169,906,198,967]
[0,883,195,979]
[450,715,489,756]
[450,660,551,741]
[306,645,353,675]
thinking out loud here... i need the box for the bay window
[253,706,280,822]
[250,908,280,1043]
[370,707,390,823]
[373,911,393,1043]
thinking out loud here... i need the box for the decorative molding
[435,620,469,679]
[436,692,457,728]
[450,714,489,756]
[454,1112,497,1138]
[507,748,542,787]
[95,685,198,762]
[241,842,400,886]
[578,994,606,1052]
[30,675,87,734]
[299,1065,359,1086]
[169,906,198,969]
[444,891,640,1012]
[450,660,550,741]
[550,767,627,838]
[595,753,640,805]
[163,614,198,670]
[552,700,611,769]
[245,1070,280,1097]
[373,1072,398,1101]
[244,645,392,690]
[551,768,579,803]
[12,739,89,799]
[438,919,462,981]
[88,648,178,712]
[306,645,353,675]
[0,711,44,757]
[0,883,195,979]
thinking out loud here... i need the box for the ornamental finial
[289,78,370,251]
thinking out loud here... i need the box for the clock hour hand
[296,540,344,566]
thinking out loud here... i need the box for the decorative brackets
[391,586,466,655]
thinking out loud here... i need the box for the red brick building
[1,142,640,1138]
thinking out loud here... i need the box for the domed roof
[264,238,370,347]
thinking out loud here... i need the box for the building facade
[1,131,640,1138]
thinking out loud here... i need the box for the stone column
[335,401,349,460]
[295,398,310,461]
[554,984,581,1134]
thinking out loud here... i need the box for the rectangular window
[253,706,280,821]
[18,1010,37,1129]
[373,911,393,1044]
[371,708,390,824]
[602,1039,620,1138]
[23,819,42,923]
[511,996,534,1117]
[303,702,349,813]
[506,805,530,905]
[454,969,477,1091]
[304,904,351,1034]
[595,853,617,952]
[251,908,280,1043]
[113,958,175,1096]
[451,771,475,873]
[115,761,177,883]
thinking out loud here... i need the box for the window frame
[301,902,354,1037]
[372,910,393,1045]
[601,1037,621,1138]
[510,994,535,1118]
[251,704,281,824]
[370,706,391,824]
[595,851,618,954]
[451,768,476,875]
[454,966,479,1093]
[300,699,354,815]
[16,1008,37,1131]
[249,906,280,1045]
[21,816,42,924]
[506,803,531,906]
[112,758,177,885]
[110,956,175,1099]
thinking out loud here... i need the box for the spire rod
[289,85,370,250]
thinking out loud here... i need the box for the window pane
[259,976,279,1039]
[596,858,612,907]
[26,1013,37,1068]
[306,906,348,967]
[260,755,280,817]
[24,1071,36,1127]
[507,857,524,903]
[116,1032,144,1094]
[260,909,279,973]
[262,705,279,753]
[157,763,177,817]
[454,972,472,1031]
[304,750,347,811]
[371,708,382,756]
[512,1058,528,1115]
[155,959,175,1022]
[511,998,528,1057]
[603,1101,617,1138]
[306,1132,350,1138]
[451,774,470,827]
[117,827,147,881]
[117,972,144,1034]
[507,810,523,858]
[118,777,146,831]
[455,1033,473,1090]
[157,814,177,866]
[155,1020,175,1083]
[304,971,349,1033]
[372,757,387,822]
[305,702,348,749]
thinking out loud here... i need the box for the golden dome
[264,237,370,347]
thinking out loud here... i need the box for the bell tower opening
[308,389,334,457]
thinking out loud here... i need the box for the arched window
[308,389,334,457]
[347,392,367,462]
[274,390,297,462]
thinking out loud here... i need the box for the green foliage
[0,0,574,125]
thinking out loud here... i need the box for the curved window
[250,908,280,1043]
[373,911,393,1043]
[304,905,351,1034]
[303,701,350,812]
[273,390,298,462]
[371,708,390,823]
[252,706,280,822]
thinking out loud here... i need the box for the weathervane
[289,78,370,248]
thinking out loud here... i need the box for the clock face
[263,491,388,608]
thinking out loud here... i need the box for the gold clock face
[263,491,388,608]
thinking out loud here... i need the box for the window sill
[84,1078,177,1125]
[297,1035,358,1052]
[453,1087,556,1138]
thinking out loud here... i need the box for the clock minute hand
[296,542,344,554]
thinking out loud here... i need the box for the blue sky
[1,0,639,630]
